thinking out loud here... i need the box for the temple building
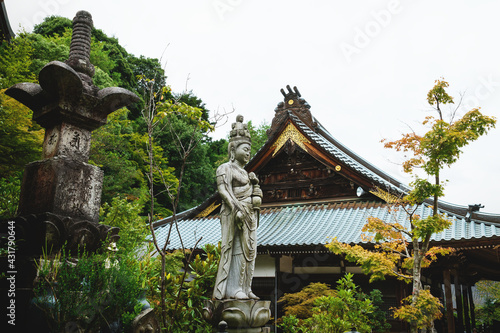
[153,86,500,333]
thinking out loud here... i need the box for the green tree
[327,79,496,333]
[0,33,37,88]
[90,108,148,206]
[154,93,217,212]
[475,281,500,328]
[0,91,43,177]
[32,15,72,37]
[248,120,270,156]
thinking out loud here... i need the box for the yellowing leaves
[393,290,443,329]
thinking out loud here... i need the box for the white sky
[5,0,500,213]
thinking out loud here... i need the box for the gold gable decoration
[195,202,221,218]
[369,187,401,204]
[272,122,310,157]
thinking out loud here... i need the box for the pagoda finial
[66,10,95,77]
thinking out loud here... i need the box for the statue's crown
[229,114,251,145]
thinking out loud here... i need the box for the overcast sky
[5,0,500,213]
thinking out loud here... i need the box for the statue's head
[228,114,251,161]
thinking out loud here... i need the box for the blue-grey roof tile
[153,201,500,251]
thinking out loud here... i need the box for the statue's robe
[213,162,257,300]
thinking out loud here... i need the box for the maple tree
[328,79,496,332]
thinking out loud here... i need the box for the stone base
[203,299,271,332]
[18,157,103,222]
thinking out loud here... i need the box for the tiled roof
[153,201,500,251]
[291,112,409,195]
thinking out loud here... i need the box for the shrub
[34,248,143,332]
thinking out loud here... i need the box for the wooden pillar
[454,272,465,333]
[463,285,471,333]
[468,284,476,329]
[443,269,455,333]
[274,255,281,333]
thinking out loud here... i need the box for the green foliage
[300,274,374,333]
[99,195,148,253]
[0,173,21,218]
[278,314,301,333]
[426,79,454,107]
[165,243,220,332]
[0,90,43,177]
[154,99,216,212]
[412,215,451,241]
[475,281,500,327]
[33,16,72,37]
[248,120,270,156]
[366,289,392,333]
[279,282,335,320]
[0,33,37,88]
[279,275,389,333]
[406,178,444,205]
[34,248,143,332]
[475,298,500,327]
[26,31,70,75]
[90,108,149,207]
[144,244,220,332]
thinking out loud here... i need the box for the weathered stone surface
[203,299,271,331]
[213,115,263,301]
[18,157,103,222]
[43,123,92,161]
[2,213,119,255]
[132,308,161,333]
[5,11,139,224]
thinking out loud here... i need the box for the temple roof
[155,200,500,251]
[153,86,500,254]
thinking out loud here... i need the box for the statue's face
[234,143,251,165]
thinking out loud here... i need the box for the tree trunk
[411,240,423,333]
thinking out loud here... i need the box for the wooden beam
[443,269,455,333]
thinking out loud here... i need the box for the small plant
[34,246,144,332]
[278,314,301,333]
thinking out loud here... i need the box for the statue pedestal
[203,299,271,332]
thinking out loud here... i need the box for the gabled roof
[153,86,500,253]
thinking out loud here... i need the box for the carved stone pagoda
[0,10,162,332]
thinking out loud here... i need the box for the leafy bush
[279,274,389,333]
[142,243,220,332]
[34,248,143,332]
[279,282,335,320]
[392,289,443,330]
[0,173,21,218]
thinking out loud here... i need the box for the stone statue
[213,115,263,300]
